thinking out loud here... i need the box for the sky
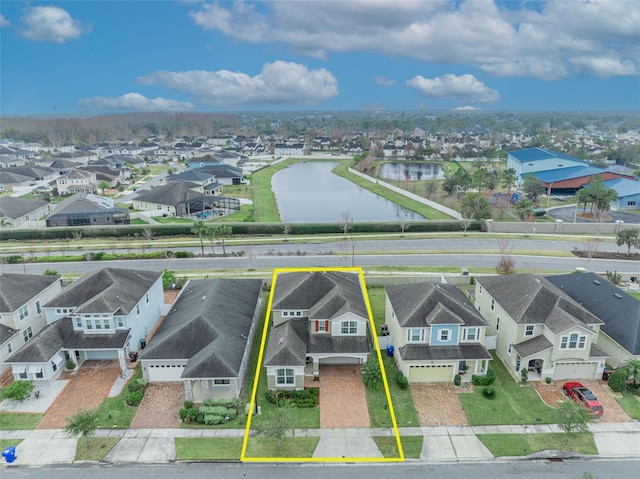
[1,0,639,115]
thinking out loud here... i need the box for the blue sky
[1,0,639,115]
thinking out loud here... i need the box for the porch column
[117,350,126,372]
[202,380,210,400]
[313,358,320,378]
[184,381,194,401]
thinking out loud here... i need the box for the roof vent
[593,280,601,285]
[278,336,285,344]
[613,293,622,299]
[201,295,206,301]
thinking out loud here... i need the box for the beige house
[474,275,607,381]
[56,169,97,195]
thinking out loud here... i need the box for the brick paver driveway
[411,383,471,427]
[533,379,630,423]
[317,365,370,428]
[130,382,184,429]
[38,360,121,429]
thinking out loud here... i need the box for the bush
[545,377,552,385]
[183,400,194,409]
[454,374,462,387]
[395,370,409,390]
[608,368,628,393]
[204,415,224,425]
[1,380,34,401]
[179,407,199,423]
[44,269,59,276]
[482,386,496,399]
[520,368,528,385]
[66,359,76,370]
[126,390,143,406]
[471,369,495,386]
[362,356,383,390]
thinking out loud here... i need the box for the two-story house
[0,274,63,376]
[5,268,163,381]
[384,282,491,383]
[56,169,97,195]
[263,270,370,390]
[474,275,607,381]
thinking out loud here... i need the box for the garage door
[554,362,599,380]
[146,363,183,382]
[321,356,363,365]
[409,364,454,383]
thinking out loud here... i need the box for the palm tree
[623,358,640,388]
[215,225,232,255]
[191,220,206,256]
[205,224,216,255]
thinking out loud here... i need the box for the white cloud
[570,56,638,77]
[137,61,338,106]
[407,74,500,103]
[19,6,90,43]
[0,15,9,27]
[188,0,640,80]
[375,76,396,87]
[79,93,194,112]
[453,105,479,111]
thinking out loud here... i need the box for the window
[36,301,41,315]
[95,320,102,330]
[463,328,479,341]
[525,325,534,336]
[560,333,587,350]
[145,293,149,304]
[341,321,358,335]
[35,368,44,379]
[318,321,326,332]
[276,368,295,386]
[7,342,12,354]
[496,317,500,331]
[407,328,425,342]
[508,342,512,354]
[628,201,636,206]
[86,320,93,330]
[56,309,62,314]
[478,285,483,294]
[75,318,82,328]
[296,311,302,316]
[213,379,230,385]
[438,329,450,342]
[52,361,57,372]
[491,299,495,311]
[23,326,33,342]
[19,370,27,379]
[117,317,124,328]
[283,311,289,317]
[19,305,29,320]
[136,304,140,316]
[103,319,110,329]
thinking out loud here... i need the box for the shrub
[395,370,409,390]
[545,377,552,385]
[127,378,147,393]
[204,415,224,425]
[482,386,496,399]
[454,374,462,387]
[66,359,76,370]
[608,369,628,393]
[362,356,383,390]
[471,369,495,386]
[126,390,143,406]
[44,269,59,276]
[520,368,528,385]
[1,380,34,401]
[179,407,199,423]
[183,400,194,409]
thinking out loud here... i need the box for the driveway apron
[317,365,370,429]
[130,382,184,429]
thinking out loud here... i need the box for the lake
[379,162,445,181]
[271,161,423,223]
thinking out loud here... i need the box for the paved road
[4,460,640,479]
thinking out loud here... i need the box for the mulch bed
[572,251,640,260]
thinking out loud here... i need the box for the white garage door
[554,362,599,380]
[321,356,363,365]
[409,364,454,383]
[146,363,183,382]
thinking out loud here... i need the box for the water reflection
[272,161,423,223]
[379,162,445,181]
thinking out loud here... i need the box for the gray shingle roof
[0,197,48,219]
[546,272,640,356]
[44,268,161,315]
[264,320,308,367]
[386,282,487,328]
[512,335,553,358]
[141,279,262,379]
[0,324,20,344]
[134,181,201,206]
[477,275,603,333]
[0,273,60,313]
[399,343,492,361]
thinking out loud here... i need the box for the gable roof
[0,273,60,313]
[167,170,216,183]
[546,272,640,355]
[272,271,368,320]
[263,319,308,366]
[193,165,243,179]
[386,282,487,328]
[531,166,607,183]
[134,181,201,206]
[0,323,20,345]
[141,279,262,379]
[0,197,48,219]
[45,268,161,315]
[48,193,120,215]
[508,148,588,165]
[476,275,603,333]
[603,177,640,198]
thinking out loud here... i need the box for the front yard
[477,432,597,456]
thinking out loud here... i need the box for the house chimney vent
[613,293,622,299]
[593,280,601,285]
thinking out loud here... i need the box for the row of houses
[2,268,638,402]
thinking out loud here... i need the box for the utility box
[461,268,469,276]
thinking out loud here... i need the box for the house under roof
[0,197,48,220]
[508,148,588,165]
[0,273,60,313]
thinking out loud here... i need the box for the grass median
[477,432,597,456]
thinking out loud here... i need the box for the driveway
[316,365,370,428]
[130,382,184,429]
[410,383,471,427]
[533,379,630,423]
[38,360,121,429]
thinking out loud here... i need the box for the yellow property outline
[241,266,404,462]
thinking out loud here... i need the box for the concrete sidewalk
[2,422,640,466]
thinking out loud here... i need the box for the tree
[1,380,34,401]
[515,198,535,221]
[63,409,99,448]
[496,239,516,275]
[338,210,353,239]
[556,400,594,444]
[214,225,232,255]
[522,173,545,201]
[622,358,640,388]
[472,168,489,192]
[97,180,110,194]
[460,192,492,235]
[607,368,628,393]
[205,225,216,255]
[362,355,383,390]
[616,227,640,255]
[191,220,206,255]
[254,407,294,449]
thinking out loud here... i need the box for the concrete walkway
[2,422,640,466]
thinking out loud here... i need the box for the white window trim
[407,328,425,343]
[462,327,480,342]
[438,329,452,342]
[525,325,534,336]
[559,332,588,350]
[276,368,295,386]
[340,321,358,335]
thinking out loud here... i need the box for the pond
[271,161,423,223]
[379,162,445,182]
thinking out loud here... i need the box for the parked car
[563,381,604,417]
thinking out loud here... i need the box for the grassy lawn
[94,365,141,429]
[332,161,453,220]
[628,291,640,301]
[615,390,640,420]
[244,437,319,458]
[248,159,297,222]
[477,433,597,456]
[0,439,23,450]
[459,353,557,426]
[373,435,423,459]
[74,437,119,461]
[365,286,420,428]
[175,437,243,460]
[0,413,43,430]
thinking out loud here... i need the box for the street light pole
[524,425,531,452]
